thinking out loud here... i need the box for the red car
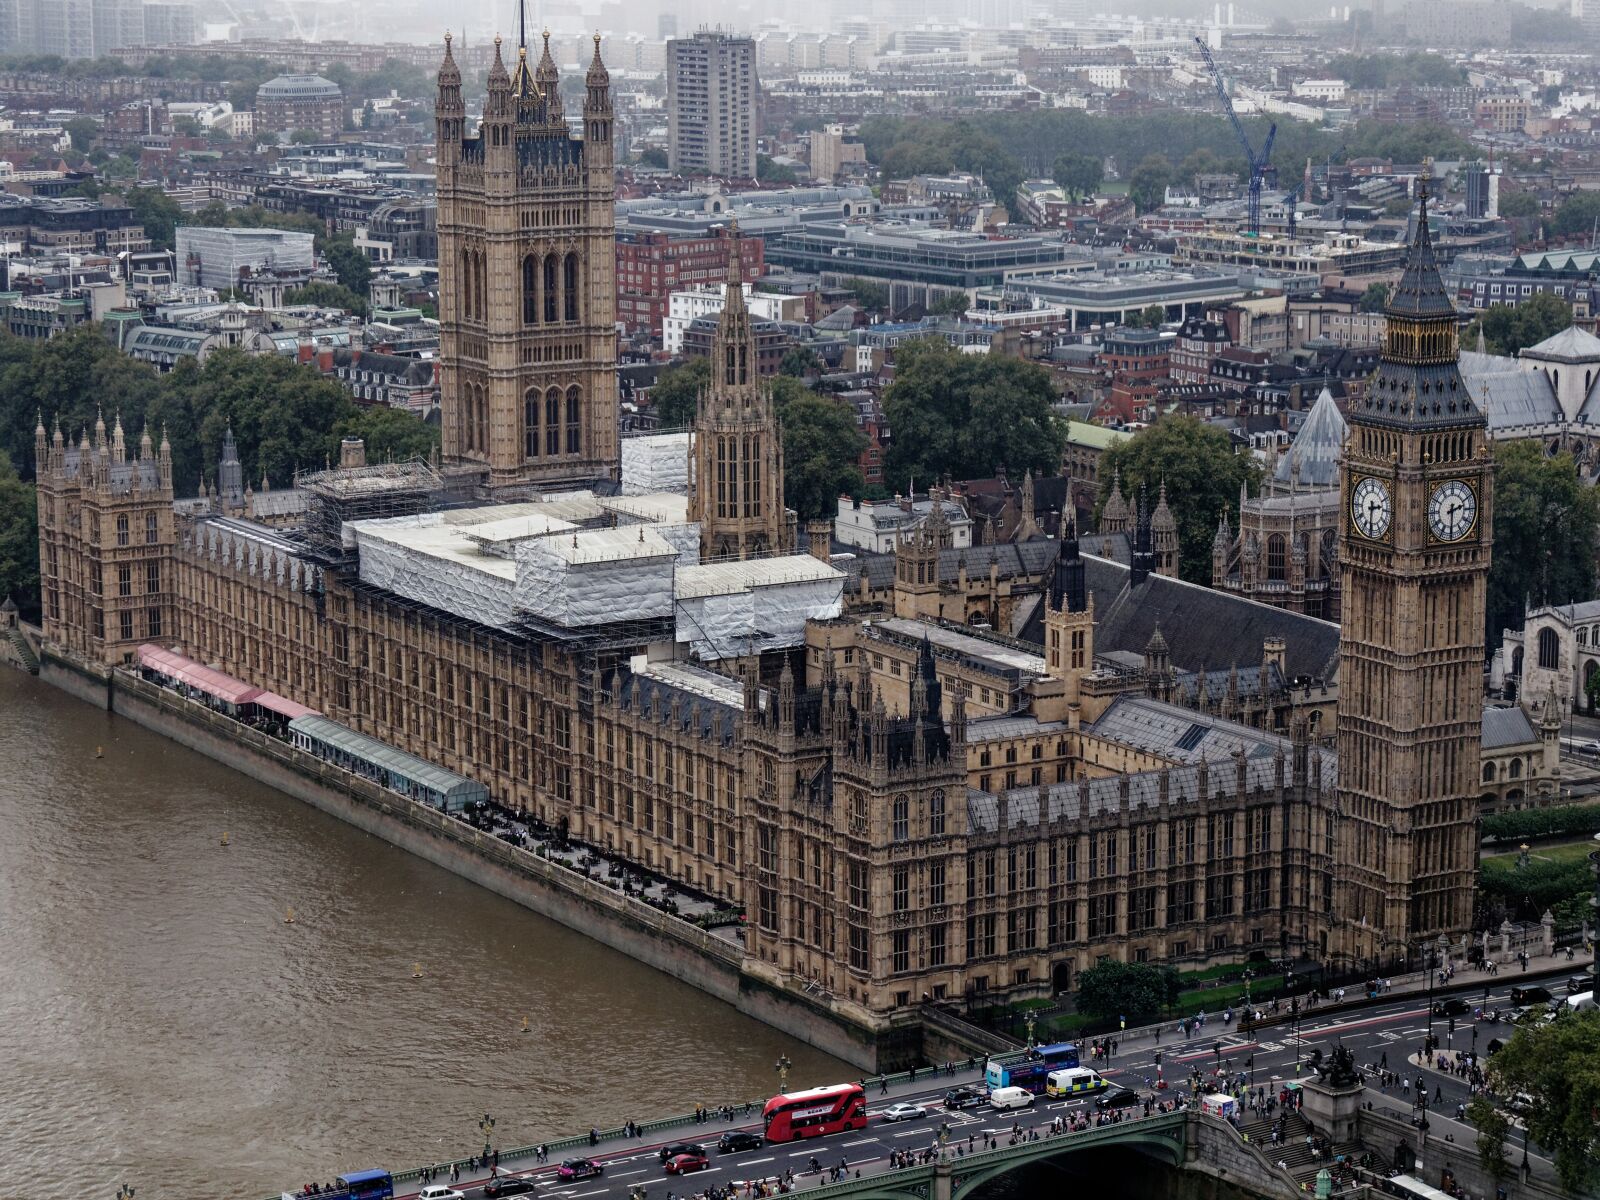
[664,1151,709,1175]
[558,1159,604,1181]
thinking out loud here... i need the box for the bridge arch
[950,1125,1186,1200]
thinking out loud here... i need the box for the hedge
[1482,804,1600,843]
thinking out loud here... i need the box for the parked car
[943,1086,986,1111]
[881,1102,926,1122]
[1433,998,1471,1018]
[1097,1088,1143,1111]
[1510,986,1553,1006]
[483,1176,537,1197]
[718,1131,764,1153]
[558,1159,604,1181]
[659,1142,704,1163]
[665,1151,710,1175]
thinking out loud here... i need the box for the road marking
[742,1157,774,1164]
[892,1128,930,1138]
[843,1139,874,1147]
[608,1169,646,1178]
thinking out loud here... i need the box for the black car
[1510,986,1553,1006]
[1433,998,1471,1018]
[1096,1088,1142,1110]
[659,1142,704,1163]
[483,1177,537,1198]
[718,1131,764,1153]
[944,1087,986,1111]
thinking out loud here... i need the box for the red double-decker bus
[761,1083,867,1142]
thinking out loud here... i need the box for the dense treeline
[0,327,437,497]
[858,111,1476,215]
[1481,804,1600,844]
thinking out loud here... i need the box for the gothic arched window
[1482,762,1496,783]
[1266,533,1287,582]
[566,385,582,454]
[524,388,540,458]
[1538,626,1560,670]
[544,255,558,323]
[564,253,579,322]
[523,255,537,325]
[545,388,561,456]
[892,795,909,842]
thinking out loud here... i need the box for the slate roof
[1080,555,1341,681]
[1519,325,1600,364]
[1480,705,1539,751]
[1473,372,1565,432]
[1089,695,1287,763]
[847,539,1062,591]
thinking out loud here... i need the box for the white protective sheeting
[514,527,679,626]
[621,433,692,496]
[352,513,519,628]
[673,555,845,660]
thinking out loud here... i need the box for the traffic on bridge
[277,968,1583,1200]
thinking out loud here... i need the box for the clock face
[1429,479,1477,542]
[1351,476,1392,540]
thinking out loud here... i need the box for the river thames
[0,668,847,1200]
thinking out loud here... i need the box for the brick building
[616,230,765,336]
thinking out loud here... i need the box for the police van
[1045,1067,1108,1098]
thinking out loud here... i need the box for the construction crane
[1194,36,1277,238]
[1282,184,1301,238]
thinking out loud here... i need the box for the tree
[284,281,368,316]
[289,129,321,145]
[333,404,439,465]
[649,357,710,429]
[881,338,1064,491]
[1551,190,1600,237]
[1482,1011,1600,1193]
[1098,414,1262,582]
[1487,441,1600,642]
[1075,960,1180,1024]
[1466,1097,1511,1183]
[757,154,797,185]
[322,233,373,298]
[120,186,185,251]
[1052,151,1102,201]
[1127,304,1166,330]
[637,147,668,169]
[0,450,37,619]
[779,346,822,378]
[778,389,866,521]
[1128,154,1173,214]
[842,277,890,313]
[1176,147,1227,186]
[1358,282,1390,313]
[1498,189,1539,220]
[1468,294,1573,358]
[927,293,971,317]
[63,115,99,154]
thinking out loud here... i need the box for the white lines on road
[891,1128,930,1138]
[607,1169,646,1178]
[741,1157,775,1165]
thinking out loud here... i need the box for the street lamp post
[479,1113,495,1163]
[776,1054,793,1094]
[116,1186,135,1200]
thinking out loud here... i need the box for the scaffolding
[296,458,443,561]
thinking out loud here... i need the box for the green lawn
[1482,840,1596,872]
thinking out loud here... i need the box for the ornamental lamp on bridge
[116,1187,135,1200]
[775,1054,792,1092]
[480,1112,495,1155]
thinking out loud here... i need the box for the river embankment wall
[39,649,900,1071]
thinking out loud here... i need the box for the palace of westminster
[32,36,1509,1030]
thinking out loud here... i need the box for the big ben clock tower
[1337,169,1491,960]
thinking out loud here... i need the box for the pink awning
[252,691,320,720]
[137,643,261,705]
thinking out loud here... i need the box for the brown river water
[0,668,847,1200]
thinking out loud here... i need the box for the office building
[668,30,758,180]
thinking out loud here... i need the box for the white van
[1046,1067,1107,1098]
[988,1085,1036,1111]
[1564,991,1596,1013]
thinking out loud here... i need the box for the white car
[418,1187,465,1200]
[881,1102,927,1122]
